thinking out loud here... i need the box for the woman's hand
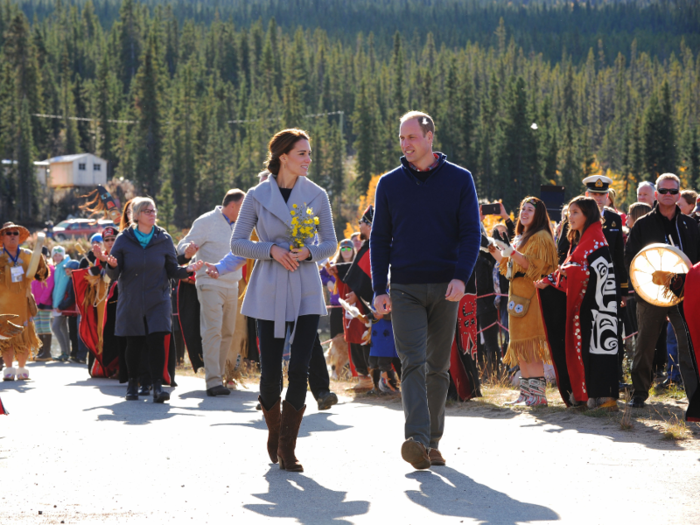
[93,245,106,262]
[535,279,550,289]
[291,247,310,262]
[489,244,504,263]
[499,202,509,221]
[187,260,204,273]
[105,255,118,268]
[271,245,300,272]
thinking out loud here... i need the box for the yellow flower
[306,208,312,215]
[314,217,320,225]
[291,217,298,225]
[290,211,295,216]
[293,204,298,208]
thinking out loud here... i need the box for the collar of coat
[252,175,326,228]
[122,225,169,247]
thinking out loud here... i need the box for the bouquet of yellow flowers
[289,203,320,249]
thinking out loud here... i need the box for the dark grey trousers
[390,283,459,449]
[633,298,698,401]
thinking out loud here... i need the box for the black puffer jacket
[624,205,700,283]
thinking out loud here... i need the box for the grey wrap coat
[106,226,191,336]
[231,175,337,340]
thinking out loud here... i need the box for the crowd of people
[1,110,700,472]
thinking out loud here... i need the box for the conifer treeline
[0,0,699,230]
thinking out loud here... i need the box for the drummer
[624,173,700,409]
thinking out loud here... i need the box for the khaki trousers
[196,282,239,389]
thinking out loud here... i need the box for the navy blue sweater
[370,153,481,295]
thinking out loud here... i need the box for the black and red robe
[542,221,619,404]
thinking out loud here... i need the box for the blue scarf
[133,226,155,248]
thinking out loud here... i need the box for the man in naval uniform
[557,175,628,385]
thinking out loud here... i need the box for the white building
[39,153,108,187]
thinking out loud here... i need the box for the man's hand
[620,295,628,308]
[499,201,509,221]
[345,291,357,304]
[445,279,465,302]
[204,262,219,279]
[374,294,392,315]
[184,242,199,259]
[105,254,118,268]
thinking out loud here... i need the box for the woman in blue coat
[105,197,202,403]
[231,129,337,472]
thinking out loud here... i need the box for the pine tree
[352,79,373,192]
[643,81,678,179]
[132,25,165,196]
[15,97,37,222]
[117,0,141,92]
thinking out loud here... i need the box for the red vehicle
[52,218,115,240]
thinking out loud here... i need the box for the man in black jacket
[624,173,700,408]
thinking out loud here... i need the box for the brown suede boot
[259,396,281,464]
[277,400,306,472]
[36,334,53,362]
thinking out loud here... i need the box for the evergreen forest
[1,0,699,234]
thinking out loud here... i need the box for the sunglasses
[358,219,371,226]
[103,237,116,242]
[340,247,352,251]
[4,231,20,236]
[657,188,679,195]
[142,209,157,215]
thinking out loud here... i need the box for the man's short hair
[399,111,435,137]
[222,189,245,208]
[656,173,681,188]
[637,181,655,193]
[350,232,360,240]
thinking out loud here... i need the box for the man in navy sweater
[372,111,481,469]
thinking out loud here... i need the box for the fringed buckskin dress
[499,229,558,366]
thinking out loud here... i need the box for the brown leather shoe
[259,396,281,464]
[278,400,306,472]
[428,448,446,466]
[401,438,431,469]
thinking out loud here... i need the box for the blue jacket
[370,153,481,295]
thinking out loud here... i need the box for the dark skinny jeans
[258,315,319,411]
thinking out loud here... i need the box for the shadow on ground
[405,467,559,524]
[215,410,352,437]
[245,469,369,524]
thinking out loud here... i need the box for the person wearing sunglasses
[624,173,700,409]
[105,197,203,403]
[0,222,49,381]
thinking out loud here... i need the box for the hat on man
[0,222,30,244]
[583,175,613,194]
[361,205,374,224]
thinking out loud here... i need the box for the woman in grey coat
[231,129,336,472]
[105,197,202,403]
